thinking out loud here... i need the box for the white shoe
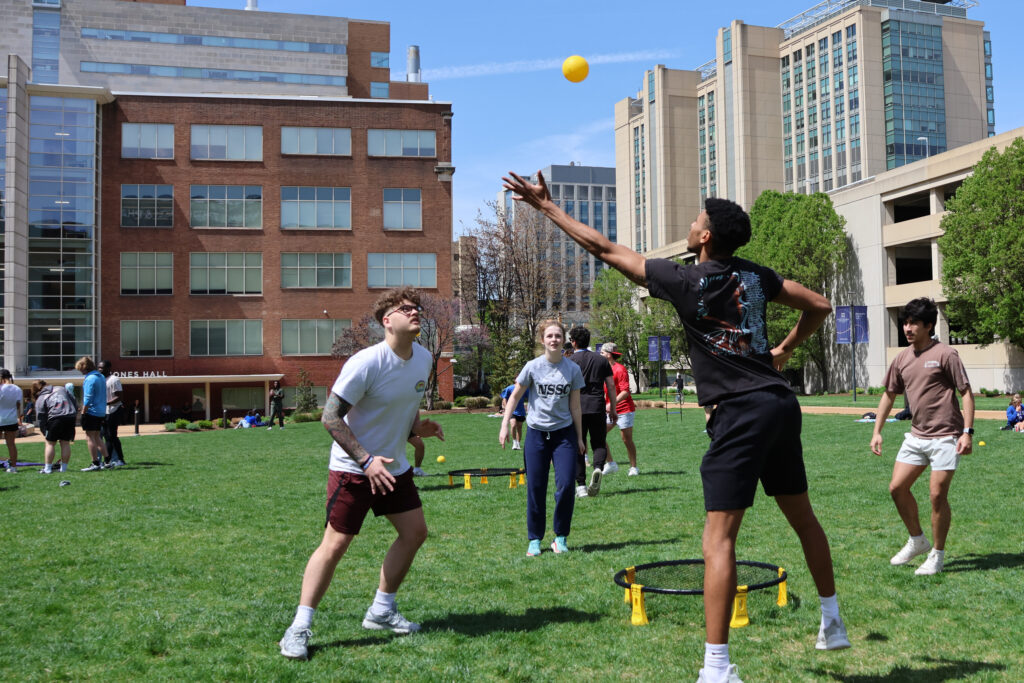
[412,467,426,477]
[362,606,420,634]
[890,536,931,566]
[696,663,743,683]
[602,461,619,475]
[109,460,125,468]
[512,440,521,450]
[816,616,851,650]
[575,485,588,498]
[628,467,639,476]
[267,426,273,430]
[279,625,311,659]
[915,550,944,575]
[586,469,602,496]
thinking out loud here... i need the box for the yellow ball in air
[562,55,589,83]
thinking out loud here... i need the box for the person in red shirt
[600,343,638,476]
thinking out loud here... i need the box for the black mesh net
[615,560,785,594]
[447,468,524,477]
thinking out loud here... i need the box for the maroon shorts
[325,468,422,534]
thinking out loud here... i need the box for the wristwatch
[963,427,974,435]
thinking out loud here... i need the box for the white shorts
[606,411,635,430]
[895,433,959,471]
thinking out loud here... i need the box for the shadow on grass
[864,632,889,642]
[633,469,689,476]
[0,485,18,492]
[421,606,601,635]
[600,486,673,497]
[125,461,173,468]
[943,552,1024,572]
[811,655,1005,682]
[576,537,681,553]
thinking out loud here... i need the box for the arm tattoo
[322,392,370,465]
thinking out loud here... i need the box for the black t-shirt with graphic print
[645,257,791,406]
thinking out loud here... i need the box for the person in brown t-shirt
[870,298,975,576]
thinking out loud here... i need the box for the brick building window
[121,184,173,227]
[281,252,351,288]
[281,319,351,355]
[120,320,172,357]
[370,82,389,98]
[281,127,351,155]
[190,185,262,228]
[382,188,421,230]
[280,187,350,229]
[121,252,173,295]
[190,319,262,356]
[367,253,436,288]
[121,123,173,159]
[367,130,436,157]
[189,252,262,294]
[190,125,262,161]
[370,52,389,68]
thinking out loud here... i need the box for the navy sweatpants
[524,424,577,541]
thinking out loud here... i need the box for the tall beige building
[615,0,994,253]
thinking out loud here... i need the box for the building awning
[17,373,284,387]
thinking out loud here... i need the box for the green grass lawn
[1,411,1021,681]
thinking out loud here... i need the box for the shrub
[434,400,452,410]
[291,410,323,423]
[197,420,214,429]
[464,396,490,409]
[491,395,502,408]
[454,396,466,407]
[175,418,189,430]
[186,422,201,431]
[164,422,178,432]
[217,417,230,429]
[980,387,1002,398]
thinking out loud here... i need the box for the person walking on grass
[279,287,445,661]
[77,357,111,472]
[500,320,585,556]
[601,343,639,476]
[500,383,529,451]
[870,297,974,576]
[98,361,126,467]
[269,380,285,430]
[32,380,77,474]
[503,171,849,683]
[568,326,616,498]
[0,369,23,473]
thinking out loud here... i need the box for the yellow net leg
[463,473,472,489]
[629,584,649,625]
[730,585,750,629]
[509,473,516,488]
[777,568,788,607]
[448,475,453,487]
[624,567,636,603]
[519,472,525,485]
[481,475,489,484]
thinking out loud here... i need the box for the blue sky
[194,0,1024,235]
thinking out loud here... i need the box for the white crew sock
[58,462,67,473]
[291,605,315,630]
[931,549,945,561]
[371,589,396,615]
[911,533,928,544]
[702,642,730,683]
[42,465,52,473]
[819,593,840,624]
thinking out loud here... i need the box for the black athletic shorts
[701,386,807,511]
[44,415,76,443]
[81,413,105,432]
[0,423,18,433]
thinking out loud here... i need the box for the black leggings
[576,412,609,485]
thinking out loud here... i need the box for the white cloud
[403,49,679,81]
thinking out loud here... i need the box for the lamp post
[916,136,930,158]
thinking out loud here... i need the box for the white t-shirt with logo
[328,340,431,475]
[106,375,123,413]
[0,384,22,425]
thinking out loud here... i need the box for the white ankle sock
[59,463,67,473]
[931,549,944,560]
[819,593,839,623]
[291,605,315,630]
[911,533,928,544]
[43,466,52,473]
[703,642,730,682]
[372,589,396,615]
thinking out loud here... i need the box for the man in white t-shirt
[98,361,125,467]
[279,287,445,661]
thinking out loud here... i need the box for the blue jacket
[501,384,529,417]
[82,370,107,417]
[1007,404,1023,428]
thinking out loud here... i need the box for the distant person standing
[601,343,639,476]
[0,369,23,473]
[870,297,974,576]
[500,383,529,450]
[33,380,77,474]
[269,380,286,430]
[98,361,125,467]
[77,357,111,472]
[675,373,686,404]
[568,327,616,497]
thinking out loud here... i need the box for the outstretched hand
[501,171,552,211]
[415,418,445,441]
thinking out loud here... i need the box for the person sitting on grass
[1003,393,1022,431]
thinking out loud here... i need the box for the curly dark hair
[373,287,422,324]
[568,326,591,349]
[704,197,751,255]
[902,297,937,330]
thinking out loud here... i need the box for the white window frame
[190,319,263,356]
[280,126,351,156]
[190,124,262,161]
[120,320,173,357]
[280,252,352,288]
[189,252,263,295]
[121,123,174,159]
[281,319,351,355]
[189,185,263,228]
[121,252,173,295]
[367,253,436,288]
[121,184,173,228]
[382,188,422,230]
[280,187,351,229]
[367,129,436,157]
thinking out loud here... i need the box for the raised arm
[770,279,833,370]
[502,171,647,286]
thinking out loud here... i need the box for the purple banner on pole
[853,306,869,344]
[836,306,852,344]
[660,336,671,361]
[648,336,660,362]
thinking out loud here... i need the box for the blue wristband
[360,455,374,471]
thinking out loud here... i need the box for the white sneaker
[816,616,851,650]
[915,550,944,575]
[412,467,426,477]
[267,426,273,430]
[5,466,17,473]
[587,468,603,496]
[279,625,311,660]
[890,536,931,566]
[603,461,619,475]
[575,485,588,498]
[362,607,420,634]
[109,460,125,468]
[696,663,743,683]
[628,467,639,476]
[512,440,521,450]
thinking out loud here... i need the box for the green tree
[294,368,319,413]
[739,190,848,391]
[939,137,1024,349]
[589,268,647,389]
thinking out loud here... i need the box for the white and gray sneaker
[890,536,931,566]
[603,461,620,475]
[816,616,851,650]
[362,607,420,634]
[575,485,589,498]
[628,467,640,476]
[914,550,944,576]
[279,626,312,660]
[587,468,603,496]
[696,663,744,683]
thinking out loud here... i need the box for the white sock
[43,465,52,473]
[931,549,945,560]
[59,463,67,473]
[291,605,315,630]
[819,593,840,623]
[703,642,730,682]
[371,589,396,615]
[911,533,928,544]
